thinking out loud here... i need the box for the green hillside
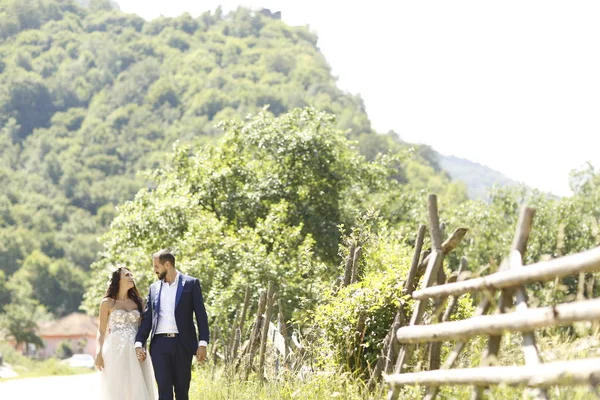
[0,0,461,321]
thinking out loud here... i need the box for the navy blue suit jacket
[136,273,209,355]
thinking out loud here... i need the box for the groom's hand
[136,347,146,362]
[196,345,207,363]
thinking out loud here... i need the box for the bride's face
[120,268,135,291]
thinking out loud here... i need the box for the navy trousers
[150,336,193,400]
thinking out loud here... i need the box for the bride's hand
[136,348,146,362]
[95,354,104,371]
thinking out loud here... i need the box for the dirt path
[0,372,101,399]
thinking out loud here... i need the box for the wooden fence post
[388,194,445,400]
[442,256,468,323]
[226,308,239,363]
[244,290,267,380]
[277,298,290,364]
[425,219,447,399]
[231,286,251,361]
[472,206,548,399]
[350,246,363,284]
[424,256,469,400]
[404,225,428,295]
[259,282,276,381]
[386,202,600,397]
[343,244,356,286]
[415,228,468,279]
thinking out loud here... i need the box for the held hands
[196,345,207,363]
[136,347,147,362]
[95,353,104,371]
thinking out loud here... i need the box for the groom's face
[153,257,168,281]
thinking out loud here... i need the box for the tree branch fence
[383,196,600,400]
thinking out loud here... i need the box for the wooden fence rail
[386,357,600,387]
[395,295,600,343]
[412,246,600,301]
[384,199,600,400]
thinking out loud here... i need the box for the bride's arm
[95,298,110,371]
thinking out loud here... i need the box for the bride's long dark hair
[104,266,143,313]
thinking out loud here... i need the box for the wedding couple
[94,249,210,400]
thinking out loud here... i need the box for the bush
[310,265,410,375]
[55,340,73,359]
[308,217,415,376]
[308,213,475,378]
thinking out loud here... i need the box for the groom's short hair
[153,249,176,267]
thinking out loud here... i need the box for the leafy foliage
[1,0,450,320]
[308,212,474,376]
[83,108,395,325]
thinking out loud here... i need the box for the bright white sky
[116,0,600,197]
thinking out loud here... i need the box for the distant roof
[38,313,98,337]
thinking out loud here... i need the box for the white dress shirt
[155,272,180,335]
[135,271,207,349]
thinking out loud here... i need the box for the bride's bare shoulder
[100,297,116,311]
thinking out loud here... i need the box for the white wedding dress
[100,309,158,400]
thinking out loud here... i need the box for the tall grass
[189,330,600,399]
[189,366,385,400]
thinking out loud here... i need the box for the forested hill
[0,0,463,318]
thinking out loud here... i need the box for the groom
[135,249,210,400]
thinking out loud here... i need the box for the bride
[95,265,158,400]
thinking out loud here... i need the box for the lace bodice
[107,309,140,338]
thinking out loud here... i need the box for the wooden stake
[245,290,267,380]
[258,282,275,381]
[343,244,356,286]
[350,246,362,284]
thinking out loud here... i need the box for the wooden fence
[208,280,307,382]
[384,196,600,400]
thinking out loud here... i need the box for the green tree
[11,250,86,316]
[0,300,47,350]
[83,108,391,322]
[0,227,38,276]
[2,72,54,140]
[0,271,11,312]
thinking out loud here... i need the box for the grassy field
[190,368,381,400]
[188,330,600,400]
[188,367,599,400]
